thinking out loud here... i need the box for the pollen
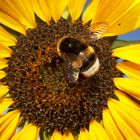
[2,18,121,133]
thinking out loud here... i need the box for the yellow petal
[108,99,140,138]
[112,44,140,65]
[114,78,140,101]
[0,110,20,140]
[68,0,86,21]
[11,123,40,140]
[0,41,15,48]
[89,120,110,140]
[103,109,124,140]
[0,45,11,58]
[0,0,36,28]
[0,98,13,114]
[62,131,75,140]
[0,26,17,46]
[18,0,36,27]
[32,0,51,23]
[50,130,62,140]
[0,11,26,34]
[0,44,12,51]
[0,85,9,98]
[82,0,100,24]
[113,99,140,124]
[46,0,69,22]
[115,90,140,110]
[0,71,7,79]
[0,110,18,124]
[89,123,97,140]
[94,0,140,36]
[116,61,140,80]
[0,58,8,69]
[78,128,89,140]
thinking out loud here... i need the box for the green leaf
[40,129,51,140]
[62,9,70,19]
[111,40,140,49]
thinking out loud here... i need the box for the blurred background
[118,29,140,41]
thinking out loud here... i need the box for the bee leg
[65,64,80,83]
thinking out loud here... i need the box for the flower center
[3,18,121,133]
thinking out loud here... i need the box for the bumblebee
[57,22,108,83]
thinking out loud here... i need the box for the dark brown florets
[2,18,121,133]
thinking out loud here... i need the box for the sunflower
[0,0,140,139]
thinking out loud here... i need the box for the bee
[57,22,108,83]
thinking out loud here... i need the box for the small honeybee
[57,22,108,83]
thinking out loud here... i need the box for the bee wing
[73,22,108,42]
[89,22,108,39]
[63,54,80,83]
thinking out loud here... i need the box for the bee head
[57,37,87,57]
